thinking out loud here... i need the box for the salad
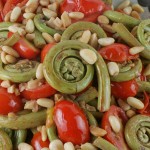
[0,0,150,150]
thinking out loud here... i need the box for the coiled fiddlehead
[125,115,150,150]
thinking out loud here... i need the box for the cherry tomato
[3,0,24,16]
[0,86,23,115]
[98,43,139,62]
[54,100,90,145]
[111,79,139,99]
[60,0,106,22]
[8,32,39,59]
[41,43,56,62]
[0,0,3,22]
[139,92,150,116]
[21,82,57,100]
[31,132,50,150]
[101,105,129,150]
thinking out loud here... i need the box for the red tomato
[139,92,150,116]
[60,0,105,22]
[8,32,39,59]
[2,0,6,4]
[54,100,90,145]
[0,86,23,115]
[41,43,56,62]
[101,105,129,150]
[111,79,139,99]
[3,0,23,16]
[99,43,139,62]
[0,0,3,22]
[21,82,57,100]
[31,132,50,150]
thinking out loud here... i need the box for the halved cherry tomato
[8,32,39,59]
[0,0,3,22]
[54,100,90,145]
[31,132,50,150]
[99,43,139,62]
[139,92,150,116]
[2,0,6,4]
[41,43,56,62]
[21,82,57,100]
[60,0,106,23]
[111,79,139,99]
[3,0,24,16]
[101,105,129,150]
[0,86,23,115]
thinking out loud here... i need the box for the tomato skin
[111,79,139,99]
[3,0,23,16]
[99,43,139,62]
[0,0,3,22]
[8,32,39,59]
[54,100,90,145]
[31,132,50,150]
[0,86,23,115]
[139,92,150,116]
[21,82,57,100]
[60,0,105,22]
[41,43,56,62]
[101,105,129,150]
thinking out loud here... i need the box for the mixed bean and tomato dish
[0,0,150,150]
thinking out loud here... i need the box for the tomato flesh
[8,32,39,59]
[41,43,56,62]
[60,0,105,22]
[31,132,50,150]
[0,86,23,115]
[111,79,139,99]
[101,105,129,150]
[54,100,90,145]
[21,82,57,100]
[99,43,139,62]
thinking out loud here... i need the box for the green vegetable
[112,23,141,47]
[33,30,46,49]
[0,130,13,150]
[13,129,27,149]
[137,19,150,49]
[93,137,118,150]
[0,59,39,83]
[47,124,58,142]
[111,59,142,82]
[0,31,8,41]
[103,10,140,27]
[112,23,150,60]
[0,22,13,31]
[138,81,150,93]
[1,128,13,139]
[0,110,46,129]
[125,115,150,150]
[84,110,98,126]
[75,87,98,103]
[61,21,107,41]
[1,32,20,46]
[102,0,112,5]
[43,40,111,112]
[34,14,62,36]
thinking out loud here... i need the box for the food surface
[0,0,150,150]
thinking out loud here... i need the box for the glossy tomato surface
[8,32,39,59]
[60,0,106,22]
[54,100,90,145]
[101,105,129,150]
[31,132,50,150]
[21,82,57,100]
[0,86,23,115]
[111,79,139,99]
[41,43,56,62]
[99,43,139,62]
